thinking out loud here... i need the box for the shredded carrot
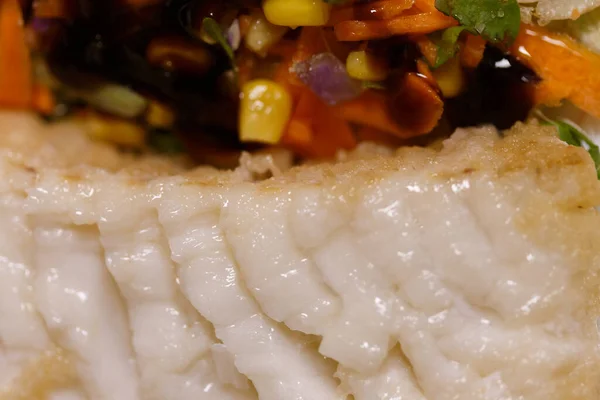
[509,24,600,119]
[239,14,252,37]
[282,89,356,158]
[272,27,355,157]
[282,117,313,147]
[0,0,32,109]
[416,59,437,87]
[327,0,414,26]
[268,40,297,59]
[413,35,438,66]
[273,27,328,99]
[335,73,443,138]
[31,84,55,115]
[460,34,486,69]
[334,12,458,42]
[412,0,438,13]
[294,27,328,63]
[32,0,73,18]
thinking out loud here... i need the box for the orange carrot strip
[273,26,356,157]
[335,73,442,138]
[267,39,297,59]
[31,84,55,115]
[413,0,437,12]
[239,14,252,37]
[509,24,600,118]
[413,35,438,66]
[460,33,486,69]
[294,27,327,63]
[334,12,458,42]
[327,0,414,26]
[282,89,356,158]
[335,91,406,136]
[282,117,313,147]
[32,0,74,18]
[0,0,32,109]
[273,27,328,99]
[416,59,437,87]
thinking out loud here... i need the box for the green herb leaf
[429,26,466,68]
[546,120,600,179]
[202,17,237,74]
[435,0,521,44]
[322,0,351,4]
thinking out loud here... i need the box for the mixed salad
[3,0,600,168]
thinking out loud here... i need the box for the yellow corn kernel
[146,101,175,129]
[432,56,465,98]
[239,79,292,144]
[263,0,330,27]
[346,50,389,81]
[81,113,146,148]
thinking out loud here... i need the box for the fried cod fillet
[0,112,598,400]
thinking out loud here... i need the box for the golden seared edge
[0,112,598,400]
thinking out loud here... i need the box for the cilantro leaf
[429,26,466,68]
[546,120,600,179]
[435,0,521,45]
[202,17,237,75]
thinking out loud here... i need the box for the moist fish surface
[0,112,598,400]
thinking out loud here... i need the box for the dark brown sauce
[445,46,540,131]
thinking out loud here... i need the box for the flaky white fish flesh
[0,112,598,400]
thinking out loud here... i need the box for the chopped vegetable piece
[327,0,414,26]
[244,11,288,57]
[413,35,438,66]
[202,17,237,71]
[263,0,331,27]
[435,0,521,44]
[80,112,146,148]
[460,33,486,68]
[335,73,443,138]
[227,19,241,51]
[33,0,74,19]
[334,12,458,42]
[346,50,389,82]
[82,84,148,120]
[282,88,356,158]
[239,79,293,144]
[293,52,362,105]
[416,59,437,87]
[429,26,466,68]
[510,25,600,120]
[147,101,175,130]
[31,84,55,115]
[432,56,465,97]
[0,0,32,109]
[546,119,600,179]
